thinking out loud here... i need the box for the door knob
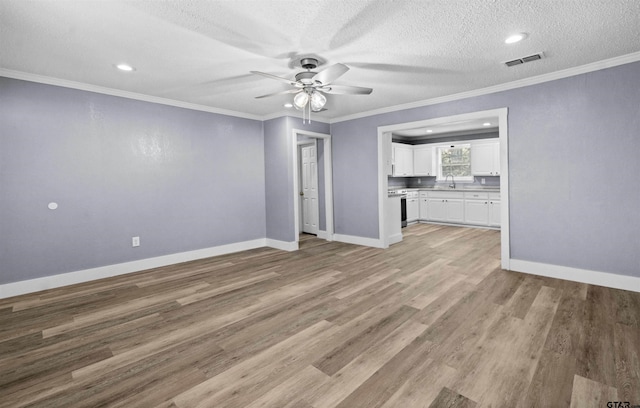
[299,192,304,196]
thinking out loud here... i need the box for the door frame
[292,129,334,243]
[376,108,510,270]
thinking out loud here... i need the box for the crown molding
[330,51,640,124]
[0,68,263,121]
[4,51,640,125]
[261,110,331,124]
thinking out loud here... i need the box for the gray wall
[0,77,266,285]
[264,116,329,242]
[3,60,639,286]
[330,61,640,278]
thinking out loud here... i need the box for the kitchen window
[437,144,473,181]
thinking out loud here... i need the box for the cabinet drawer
[463,192,489,200]
[419,191,429,198]
[489,192,501,200]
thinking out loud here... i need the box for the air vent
[504,52,544,67]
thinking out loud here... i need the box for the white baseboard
[0,239,268,299]
[388,233,403,246]
[316,230,331,240]
[265,239,298,252]
[509,259,640,293]
[333,233,385,248]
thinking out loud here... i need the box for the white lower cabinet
[427,198,446,222]
[419,192,429,220]
[464,199,489,225]
[426,191,464,223]
[407,198,419,223]
[489,198,501,227]
[417,190,500,228]
[462,192,501,227]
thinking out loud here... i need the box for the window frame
[436,143,473,182]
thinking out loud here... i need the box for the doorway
[377,108,510,270]
[292,129,334,244]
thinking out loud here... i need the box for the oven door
[400,195,407,228]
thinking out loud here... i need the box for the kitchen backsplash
[388,176,500,189]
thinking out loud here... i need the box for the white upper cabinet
[471,140,500,176]
[392,143,414,176]
[413,146,434,176]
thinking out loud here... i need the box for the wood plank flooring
[1,223,639,407]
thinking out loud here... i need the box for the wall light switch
[132,236,140,247]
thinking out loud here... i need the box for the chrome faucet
[445,174,456,189]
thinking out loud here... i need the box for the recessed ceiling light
[426,129,433,133]
[284,103,293,108]
[505,33,527,44]
[483,122,491,126]
[115,63,135,72]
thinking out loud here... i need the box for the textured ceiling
[1,0,640,120]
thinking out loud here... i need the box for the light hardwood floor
[1,223,639,407]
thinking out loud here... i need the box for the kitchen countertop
[390,187,500,193]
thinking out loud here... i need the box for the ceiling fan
[251,58,373,116]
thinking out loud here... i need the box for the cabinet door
[446,199,465,223]
[464,200,488,225]
[413,146,433,176]
[492,142,501,175]
[419,197,429,220]
[489,200,501,226]
[407,198,419,222]
[427,198,447,222]
[471,142,495,175]
[393,144,413,176]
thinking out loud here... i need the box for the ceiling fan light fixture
[293,92,309,110]
[310,91,327,112]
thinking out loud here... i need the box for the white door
[301,144,319,234]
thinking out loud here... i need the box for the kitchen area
[385,117,502,245]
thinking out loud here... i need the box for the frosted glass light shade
[293,92,309,110]
[310,91,327,112]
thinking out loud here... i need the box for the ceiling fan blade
[250,71,298,86]
[255,89,301,99]
[312,63,349,85]
[322,84,373,95]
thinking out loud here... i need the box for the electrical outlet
[132,236,140,247]
[481,178,486,185]
[417,178,421,184]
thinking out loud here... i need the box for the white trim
[263,110,331,124]
[5,52,640,125]
[0,68,262,121]
[0,239,267,299]
[388,233,403,246]
[331,51,640,123]
[317,230,331,240]
[333,234,384,248]
[509,259,640,293]
[292,129,334,245]
[497,109,510,270]
[376,108,510,269]
[265,239,299,252]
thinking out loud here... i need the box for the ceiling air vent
[504,52,544,67]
